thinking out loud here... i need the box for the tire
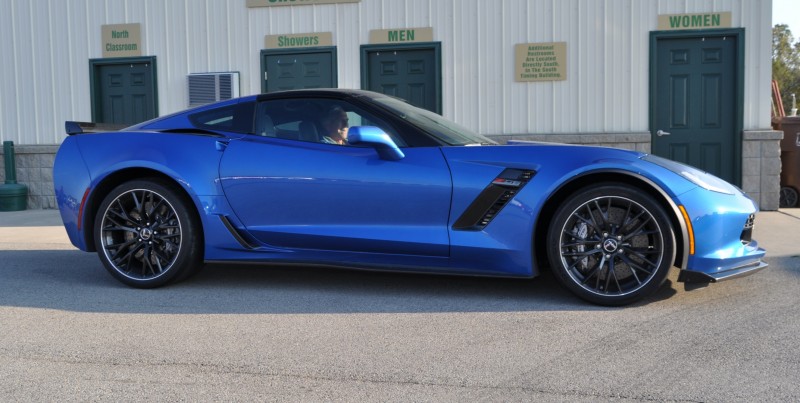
[94,179,202,288]
[779,187,798,208]
[546,183,676,306]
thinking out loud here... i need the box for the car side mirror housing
[347,126,405,161]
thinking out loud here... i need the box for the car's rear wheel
[547,183,675,306]
[94,179,202,288]
[779,186,798,208]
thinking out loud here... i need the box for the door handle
[656,130,671,136]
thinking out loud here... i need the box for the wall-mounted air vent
[187,72,240,107]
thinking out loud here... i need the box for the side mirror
[347,126,405,161]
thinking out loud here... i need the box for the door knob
[656,130,671,136]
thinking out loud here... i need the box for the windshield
[371,96,496,146]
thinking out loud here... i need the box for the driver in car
[320,106,349,145]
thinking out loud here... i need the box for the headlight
[642,154,737,195]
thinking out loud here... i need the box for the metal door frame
[89,56,159,123]
[360,42,442,114]
[260,47,338,93]
[648,28,744,185]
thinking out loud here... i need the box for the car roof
[255,88,383,101]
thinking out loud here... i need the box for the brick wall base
[0,145,58,210]
[494,131,782,211]
[742,130,783,211]
[0,132,784,211]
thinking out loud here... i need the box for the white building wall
[0,0,773,145]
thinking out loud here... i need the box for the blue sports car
[54,89,767,305]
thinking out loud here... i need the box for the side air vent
[187,72,240,107]
[740,213,755,244]
[453,169,536,231]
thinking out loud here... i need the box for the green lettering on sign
[369,27,433,44]
[388,30,415,42]
[661,12,731,30]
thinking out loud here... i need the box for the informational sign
[657,12,732,30]
[514,42,566,82]
[265,32,333,48]
[247,0,359,7]
[369,27,433,44]
[101,23,142,58]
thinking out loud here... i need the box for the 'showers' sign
[265,32,333,48]
[657,12,732,30]
[102,23,142,58]
[515,42,566,82]
[248,0,359,7]
[369,27,433,44]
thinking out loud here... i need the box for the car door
[218,97,452,257]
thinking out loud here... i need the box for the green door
[651,32,741,185]
[361,44,441,114]
[90,57,158,125]
[261,48,337,92]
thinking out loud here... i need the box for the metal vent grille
[741,213,756,244]
[218,74,233,100]
[452,169,537,231]
[187,72,240,107]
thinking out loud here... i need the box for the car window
[254,98,407,147]
[371,96,496,146]
[188,101,255,134]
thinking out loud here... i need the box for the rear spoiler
[65,121,127,135]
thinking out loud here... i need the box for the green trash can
[0,140,28,211]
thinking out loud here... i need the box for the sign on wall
[369,27,433,44]
[657,12,732,30]
[265,32,333,49]
[248,0,359,7]
[101,23,142,58]
[514,42,566,82]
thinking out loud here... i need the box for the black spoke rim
[558,196,664,297]
[100,189,182,281]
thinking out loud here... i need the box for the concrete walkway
[0,209,70,247]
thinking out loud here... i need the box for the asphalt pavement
[1,207,799,401]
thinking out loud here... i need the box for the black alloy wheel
[547,183,676,306]
[779,186,798,208]
[94,179,202,287]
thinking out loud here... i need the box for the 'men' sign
[657,12,732,31]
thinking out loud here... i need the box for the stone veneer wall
[494,132,652,153]
[494,131,783,211]
[742,130,783,211]
[0,131,784,210]
[0,145,58,210]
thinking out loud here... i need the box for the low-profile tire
[779,186,798,208]
[94,179,202,288]
[546,183,676,306]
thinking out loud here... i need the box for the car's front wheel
[547,183,676,306]
[94,179,202,288]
